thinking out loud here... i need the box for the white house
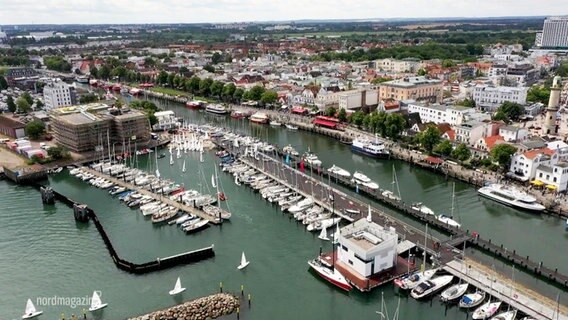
[509,148,557,181]
[43,78,76,110]
[534,162,568,192]
[499,125,529,142]
[407,103,482,126]
[472,85,528,111]
[547,140,568,161]
[454,121,487,146]
[337,219,398,277]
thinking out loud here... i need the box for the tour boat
[411,202,435,216]
[250,112,269,124]
[88,291,108,312]
[459,290,486,309]
[410,275,454,299]
[285,124,299,130]
[237,252,250,270]
[307,259,352,292]
[491,310,517,320]
[478,183,545,212]
[205,104,228,115]
[22,299,42,319]
[472,301,502,319]
[169,277,186,295]
[327,165,351,178]
[394,268,438,290]
[351,136,390,159]
[440,283,469,302]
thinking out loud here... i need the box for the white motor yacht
[327,165,351,178]
[478,183,545,212]
[410,275,454,299]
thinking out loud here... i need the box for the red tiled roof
[524,147,554,160]
[484,135,504,150]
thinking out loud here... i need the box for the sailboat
[472,266,501,319]
[22,299,42,319]
[169,152,174,165]
[382,165,401,201]
[237,252,250,270]
[437,183,461,228]
[182,159,186,173]
[318,226,330,241]
[234,175,241,186]
[491,266,517,320]
[441,241,468,302]
[169,277,186,295]
[211,174,217,188]
[88,290,108,312]
[200,150,204,163]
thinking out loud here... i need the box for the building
[378,76,443,103]
[50,103,150,153]
[543,76,562,135]
[509,148,557,181]
[499,125,528,142]
[43,79,77,110]
[337,219,398,278]
[534,162,568,192]
[406,103,479,126]
[152,110,180,131]
[338,89,378,110]
[536,17,568,49]
[0,115,26,138]
[472,85,528,111]
[4,68,39,88]
[0,28,7,43]
[454,121,487,146]
[374,58,423,74]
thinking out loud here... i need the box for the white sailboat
[318,226,330,241]
[234,175,241,186]
[237,252,250,270]
[211,174,217,188]
[182,159,186,173]
[22,299,42,319]
[88,290,108,312]
[169,152,174,165]
[200,150,204,163]
[437,183,461,228]
[169,277,186,295]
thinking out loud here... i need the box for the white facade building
[152,110,180,131]
[338,219,398,277]
[534,162,568,192]
[499,125,529,142]
[538,16,568,49]
[472,85,528,111]
[509,148,557,181]
[454,121,487,146]
[43,79,76,110]
[407,103,479,126]
[338,89,378,110]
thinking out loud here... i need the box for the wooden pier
[81,167,221,224]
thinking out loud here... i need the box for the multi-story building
[43,79,77,110]
[337,219,398,278]
[374,58,423,74]
[338,89,378,110]
[378,76,443,103]
[472,85,528,111]
[499,125,529,142]
[406,103,480,126]
[50,103,150,153]
[454,121,487,146]
[509,148,557,181]
[535,16,568,49]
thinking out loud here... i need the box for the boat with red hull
[308,259,352,291]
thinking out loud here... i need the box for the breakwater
[33,183,215,274]
[128,293,240,320]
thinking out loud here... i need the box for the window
[553,177,557,182]
[341,245,348,252]
[539,173,543,178]
[348,260,353,266]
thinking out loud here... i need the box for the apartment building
[43,79,77,110]
[378,76,443,103]
[535,16,568,49]
[472,85,528,111]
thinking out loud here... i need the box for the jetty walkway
[81,166,222,224]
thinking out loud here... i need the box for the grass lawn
[150,87,191,97]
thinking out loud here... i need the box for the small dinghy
[169,277,186,295]
[237,252,250,270]
[88,290,108,312]
[22,299,42,319]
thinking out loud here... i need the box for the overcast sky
[0,0,560,24]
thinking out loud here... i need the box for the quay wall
[33,183,215,274]
[127,293,240,320]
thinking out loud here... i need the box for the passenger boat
[307,258,352,291]
[410,275,454,299]
[205,104,228,115]
[250,112,269,124]
[351,136,390,159]
[478,183,545,212]
[327,164,351,177]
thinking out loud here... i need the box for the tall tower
[543,76,562,135]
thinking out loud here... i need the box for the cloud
[0,0,559,24]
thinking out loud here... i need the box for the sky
[0,0,562,25]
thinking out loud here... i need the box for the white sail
[90,291,102,309]
[25,299,37,315]
[211,174,217,188]
[367,204,372,222]
[200,151,204,163]
[174,277,181,291]
[241,252,247,265]
[318,226,329,241]
[169,276,186,295]
[169,153,174,165]
[155,169,161,179]
[182,159,186,173]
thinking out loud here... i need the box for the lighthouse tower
[543,76,562,136]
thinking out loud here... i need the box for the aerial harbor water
[1,97,566,319]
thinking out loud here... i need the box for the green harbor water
[0,97,566,319]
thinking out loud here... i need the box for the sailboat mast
[215,165,220,209]
[422,224,428,271]
[451,182,456,217]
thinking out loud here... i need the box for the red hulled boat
[307,259,352,291]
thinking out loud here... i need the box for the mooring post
[237,307,240,320]
[248,293,251,308]
[219,281,223,293]
[241,284,244,296]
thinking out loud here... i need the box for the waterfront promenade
[80,167,222,224]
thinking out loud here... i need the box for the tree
[167,73,175,87]
[221,83,236,101]
[324,106,337,117]
[384,113,406,139]
[248,85,266,101]
[44,56,72,72]
[527,85,550,105]
[493,101,524,123]
[203,64,215,73]
[79,93,99,104]
[98,65,111,80]
[338,108,347,122]
[16,97,31,113]
[348,111,365,127]
[35,99,44,109]
[417,68,427,76]
[490,144,517,171]
[434,140,453,156]
[21,92,33,105]
[157,71,169,85]
[451,143,472,162]
[6,95,16,113]
[459,98,476,108]
[260,90,278,105]
[211,52,222,64]
[186,76,201,94]
[442,59,456,68]
[419,126,441,154]
[0,76,7,90]
[233,88,244,102]
[47,146,70,160]
[199,78,214,96]
[25,120,45,140]
[148,113,158,127]
[111,66,127,81]
[90,67,99,79]
[210,80,225,98]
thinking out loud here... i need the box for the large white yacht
[351,137,390,158]
[477,183,546,212]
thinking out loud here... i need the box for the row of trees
[128,100,160,126]
[44,56,72,72]
[348,111,407,140]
